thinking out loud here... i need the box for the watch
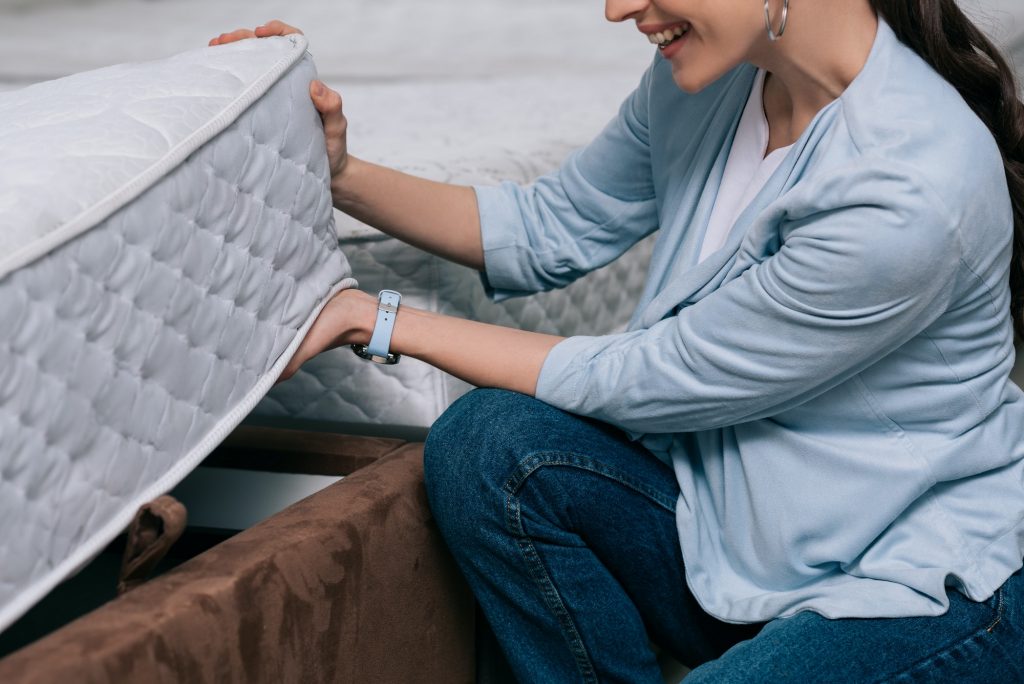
[351,289,402,365]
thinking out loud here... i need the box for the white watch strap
[365,289,401,360]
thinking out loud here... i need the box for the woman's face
[606,0,770,93]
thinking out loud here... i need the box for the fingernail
[314,81,325,96]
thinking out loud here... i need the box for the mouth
[646,23,691,50]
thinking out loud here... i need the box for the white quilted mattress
[0,36,355,632]
[250,72,657,434]
[0,1,663,437]
[255,233,654,432]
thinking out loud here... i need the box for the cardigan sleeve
[474,59,660,301]
[533,163,964,434]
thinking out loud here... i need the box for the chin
[669,58,734,94]
[671,70,714,94]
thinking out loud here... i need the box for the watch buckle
[351,344,401,365]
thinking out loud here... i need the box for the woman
[213,1,1024,680]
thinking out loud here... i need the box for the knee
[423,388,538,534]
[424,388,535,474]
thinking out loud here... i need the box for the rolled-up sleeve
[533,165,964,434]
[476,59,660,301]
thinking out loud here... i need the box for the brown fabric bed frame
[0,430,476,683]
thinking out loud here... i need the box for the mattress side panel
[0,53,351,632]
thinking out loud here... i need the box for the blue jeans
[423,389,1024,683]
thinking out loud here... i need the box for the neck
[752,0,878,150]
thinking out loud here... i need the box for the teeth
[648,24,689,46]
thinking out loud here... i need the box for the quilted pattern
[0,46,354,632]
[254,234,654,429]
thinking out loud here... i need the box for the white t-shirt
[697,69,792,264]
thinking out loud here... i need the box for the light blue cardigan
[473,19,1024,623]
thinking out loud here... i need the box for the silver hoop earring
[764,0,789,41]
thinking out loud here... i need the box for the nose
[605,0,649,23]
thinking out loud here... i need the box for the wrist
[350,289,377,345]
[331,155,363,208]
[329,289,376,347]
[350,289,404,365]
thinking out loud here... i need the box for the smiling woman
[211,1,1024,681]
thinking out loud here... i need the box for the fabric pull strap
[117,494,188,595]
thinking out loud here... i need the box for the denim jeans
[422,388,1024,683]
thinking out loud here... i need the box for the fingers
[310,80,345,135]
[274,367,293,385]
[254,20,304,38]
[209,20,303,47]
[208,28,256,46]
[309,81,349,176]
[277,344,309,385]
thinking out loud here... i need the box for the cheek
[667,31,749,93]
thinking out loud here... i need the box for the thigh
[424,388,761,670]
[685,565,1024,683]
[506,434,766,669]
[423,387,678,538]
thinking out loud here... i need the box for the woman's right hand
[209,20,351,182]
[208,18,302,47]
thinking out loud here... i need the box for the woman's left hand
[276,289,376,384]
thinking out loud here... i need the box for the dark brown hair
[870,0,1024,337]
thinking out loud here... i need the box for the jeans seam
[872,587,1007,683]
[498,451,677,683]
[985,586,1005,633]
[501,450,678,514]
[505,491,598,684]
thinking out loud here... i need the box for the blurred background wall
[963,0,1024,76]
[0,0,1020,91]
[0,0,99,10]
[0,0,651,90]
